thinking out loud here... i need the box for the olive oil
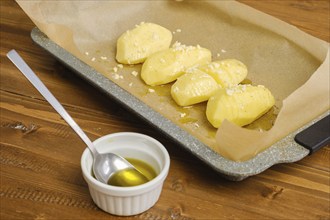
[107,158,157,187]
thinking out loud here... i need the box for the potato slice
[199,59,248,88]
[206,84,275,128]
[141,43,212,86]
[116,22,172,64]
[171,69,219,106]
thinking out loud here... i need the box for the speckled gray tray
[31,27,328,181]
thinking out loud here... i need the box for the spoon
[7,49,149,187]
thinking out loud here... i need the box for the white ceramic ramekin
[81,132,170,216]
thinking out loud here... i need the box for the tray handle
[295,114,330,155]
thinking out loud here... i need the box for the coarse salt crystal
[117,64,124,69]
[113,74,123,80]
[172,86,179,93]
[131,71,138,76]
[152,33,160,40]
[85,52,89,56]
[113,67,118,72]
[172,41,181,48]
[113,74,120,79]
[148,88,155,93]
[91,57,96,62]
[226,88,235,96]
[100,56,107,60]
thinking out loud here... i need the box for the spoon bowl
[7,49,149,186]
[93,152,149,185]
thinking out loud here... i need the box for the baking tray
[31,27,329,181]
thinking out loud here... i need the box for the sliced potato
[116,22,172,64]
[141,43,212,86]
[171,69,219,106]
[199,59,248,88]
[206,84,275,128]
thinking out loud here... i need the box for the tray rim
[30,27,328,181]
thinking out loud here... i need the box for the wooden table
[1,0,329,219]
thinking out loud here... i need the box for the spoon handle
[7,50,98,156]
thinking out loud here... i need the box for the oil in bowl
[108,158,157,187]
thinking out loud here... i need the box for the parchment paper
[17,0,329,161]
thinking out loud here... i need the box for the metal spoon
[7,49,149,186]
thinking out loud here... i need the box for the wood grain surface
[1,0,329,219]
